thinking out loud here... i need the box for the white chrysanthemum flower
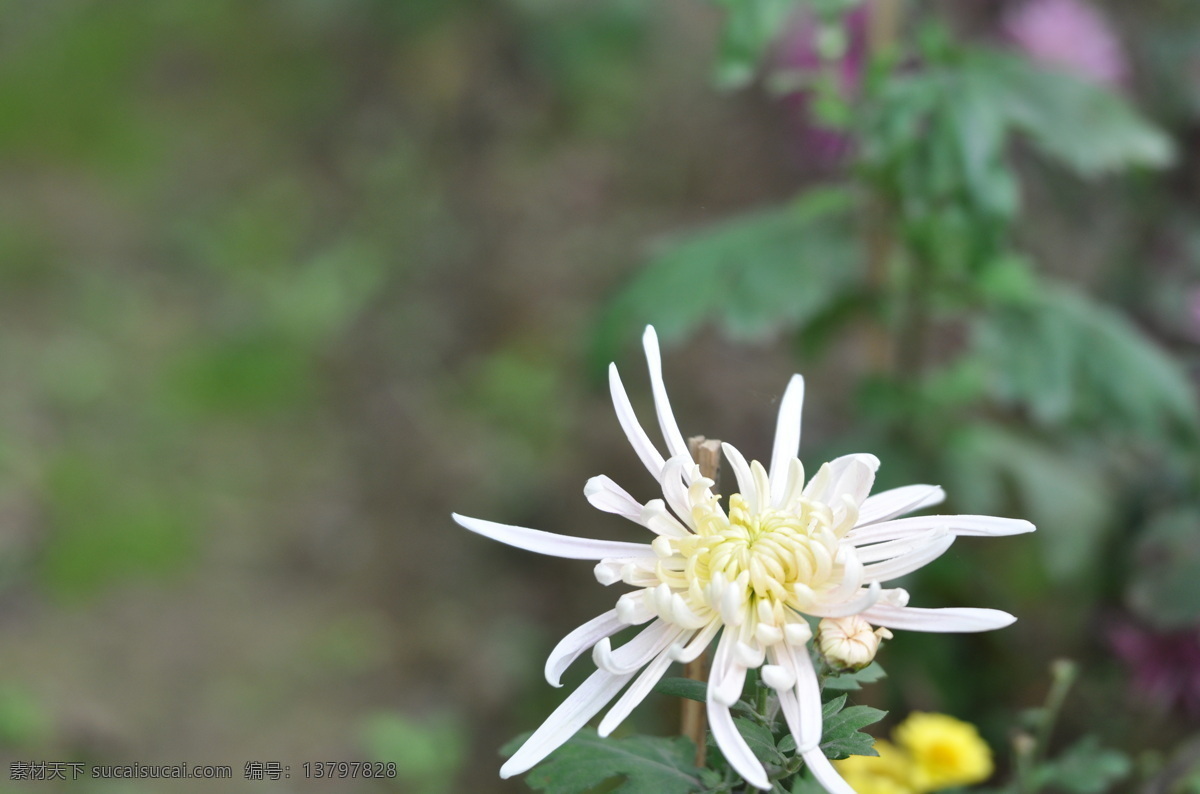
[453,327,1034,793]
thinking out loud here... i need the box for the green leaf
[819,705,886,760]
[778,694,883,760]
[515,729,708,794]
[974,282,1200,449]
[1034,736,1130,794]
[789,774,828,794]
[966,50,1175,176]
[1127,508,1200,629]
[653,676,708,703]
[594,187,860,367]
[822,661,887,691]
[735,717,784,765]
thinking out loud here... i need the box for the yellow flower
[833,740,916,794]
[893,712,993,791]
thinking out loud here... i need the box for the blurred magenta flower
[774,7,870,165]
[1110,620,1200,717]
[1004,0,1128,88]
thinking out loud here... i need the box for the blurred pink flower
[1004,0,1127,88]
[1109,620,1200,718]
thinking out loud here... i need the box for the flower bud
[816,615,892,671]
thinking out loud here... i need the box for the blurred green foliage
[363,712,467,794]
[3,0,1200,791]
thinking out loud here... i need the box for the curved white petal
[770,644,822,752]
[803,453,879,505]
[598,644,677,736]
[769,374,805,506]
[721,442,759,514]
[609,364,665,478]
[640,499,691,538]
[545,609,626,687]
[660,456,698,530]
[707,698,770,790]
[593,620,685,675]
[853,529,952,563]
[707,628,748,707]
[802,745,857,794]
[801,580,883,618]
[668,619,721,663]
[453,514,653,560]
[856,484,946,525]
[860,604,1017,632]
[849,514,1036,544]
[500,667,636,778]
[642,327,692,462]
[826,454,880,508]
[861,532,955,582]
[584,476,644,523]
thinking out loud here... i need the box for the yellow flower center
[682,493,839,600]
[641,463,860,633]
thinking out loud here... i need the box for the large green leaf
[595,187,861,366]
[964,50,1175,176]
[512,729,709,794]
[973,282,1200,449]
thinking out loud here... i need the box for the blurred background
[1,0,1199,792]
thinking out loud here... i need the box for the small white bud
[816,615,890,672]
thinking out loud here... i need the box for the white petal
[824,453,880,508]
[500,668,636,778]
[853,528,951,563]
[452,514,653,560]
[707,698,770,790]
[761,664,794,691]
[801,581,883,618]
[860,604,1017,632]
[545,609,627,687]
[856,484,946,525]
[640,499,691,538]
[595,557,658,587]
[642,326,692,462]
[616,590,657,625]
[707,628,747,707]
[668,619,721,663]
[802,745,857,794]
[770,644,822,752]
[769,374,805,507]
[598,644,677,736]
[861,532,955,582]
[850,514,1036,544]
[584,476,643,523]
[609,364,665,478]
[660,456,697,530]
[721,442,759,513]
[593,620,684,675]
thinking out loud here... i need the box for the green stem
[1034,660,1078,768]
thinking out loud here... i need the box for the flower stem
[1034,659,1078,767]
[683,435,722,768]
